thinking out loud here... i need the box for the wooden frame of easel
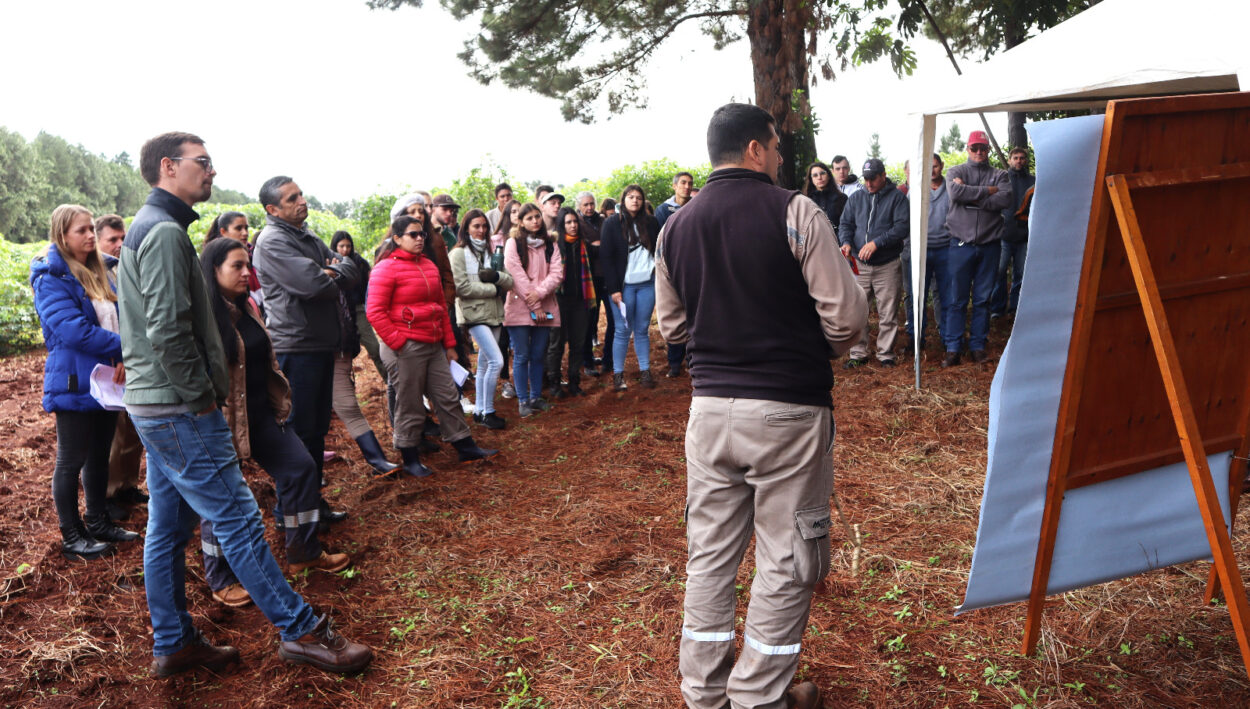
[1019,92,1250,675]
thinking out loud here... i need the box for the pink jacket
[502,237,564,327]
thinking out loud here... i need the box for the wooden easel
[1020,92,1250,676]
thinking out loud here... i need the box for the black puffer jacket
[807,187,847,234]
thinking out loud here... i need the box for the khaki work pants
[106,410,143,497]
[380,339,470,449]
[849,258,902,362]
[680,396,834,709]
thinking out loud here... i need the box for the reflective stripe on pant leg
[743,635,801,656]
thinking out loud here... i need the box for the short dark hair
[260,176,294,208]
[536,184,554,198]
[494,182,512,197]
[1009,147,1029,158]
[673,171,694,184]
[707,103,776,166]
[831,155,849,167]
[139,131,204,186]
[94,214,125,233]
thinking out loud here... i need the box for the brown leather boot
[151,629,240,678]
[289,551,351,574]
[278,614,373,674]
[211,583,253,608]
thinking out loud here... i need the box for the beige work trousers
[106,410,143,497]
[332,354,373,440]
[849,258,902,362]
[680,396,834,709]
[380,339,470,449]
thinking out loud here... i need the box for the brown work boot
[151,629,240,678]
[785,681,821,708]
[289,551,351,574]
[278,614,373,674]
[211,583,253,608]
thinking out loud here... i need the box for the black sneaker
[880,359,897,367]
[474,412,507,430]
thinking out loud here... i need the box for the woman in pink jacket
[503,203,564,418]
[367,214,497,478]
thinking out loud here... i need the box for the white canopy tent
[908,0,1250,387]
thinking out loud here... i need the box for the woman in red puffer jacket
[367,214,498,478]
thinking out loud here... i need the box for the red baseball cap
[968,130,990,147]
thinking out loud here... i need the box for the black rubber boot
[398,447,436,478]
[451,437,499,462]
[354,431,399,475]
[84,512,140,543]
[61,523,114,560]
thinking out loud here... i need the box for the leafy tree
[564,158,712,212]
[938,123,964,153]
[209,185,252,204]
[867,132,883,160]
[367,0,917,189]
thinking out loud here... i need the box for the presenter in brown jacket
[656,103,867,709]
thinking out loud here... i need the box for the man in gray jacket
[120,133,370,677]
[838,158,909,367]
[253,177,357,522]
[942,131,1012,366]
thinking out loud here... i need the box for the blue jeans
[468,324,503,415]
[991,240,1028,315]
[134,409,316,655]
[943,240,1001,353]
[507,326,551,402]
[613,281,656,374]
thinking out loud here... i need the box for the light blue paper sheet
[959,115,1232,613]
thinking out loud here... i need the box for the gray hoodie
[927,179,951,250]
[945,160,1012,245]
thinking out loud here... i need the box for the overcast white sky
[0,0,1005,202]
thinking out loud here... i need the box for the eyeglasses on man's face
[170,155,214,171]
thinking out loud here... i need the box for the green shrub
[0,235,47,353]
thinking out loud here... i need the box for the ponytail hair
[205,211,246,245]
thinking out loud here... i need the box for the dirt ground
[1,317,1249,708]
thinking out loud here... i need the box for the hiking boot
[970,349,989,363]
[211,583,253,608]
[151,629,240,678]
[85,512,140,543]
[501,381,517,399]
[785,681,821,709]
[398,446,436,478]
[289,551,351,575]
[843,357,869,369]
[612,372,627,391]
[278,614,373,675]
[452,436,499,462]
[60,523,113,561]
[941,351,961,368]
[474,412,507,430]
[639,370,656,389]
[353,431,399,475]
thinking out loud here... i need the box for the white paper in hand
[617,300,627,321]
[449,359,470,387]
[89,364,126,411]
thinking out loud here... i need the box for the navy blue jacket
[31,244,122,412]
[838,179,909,266]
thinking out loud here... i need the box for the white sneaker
[460,397,475,414]
[501,381,516,399]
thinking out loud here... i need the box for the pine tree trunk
[747,0,812,189]
[1004,23,1027,149]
